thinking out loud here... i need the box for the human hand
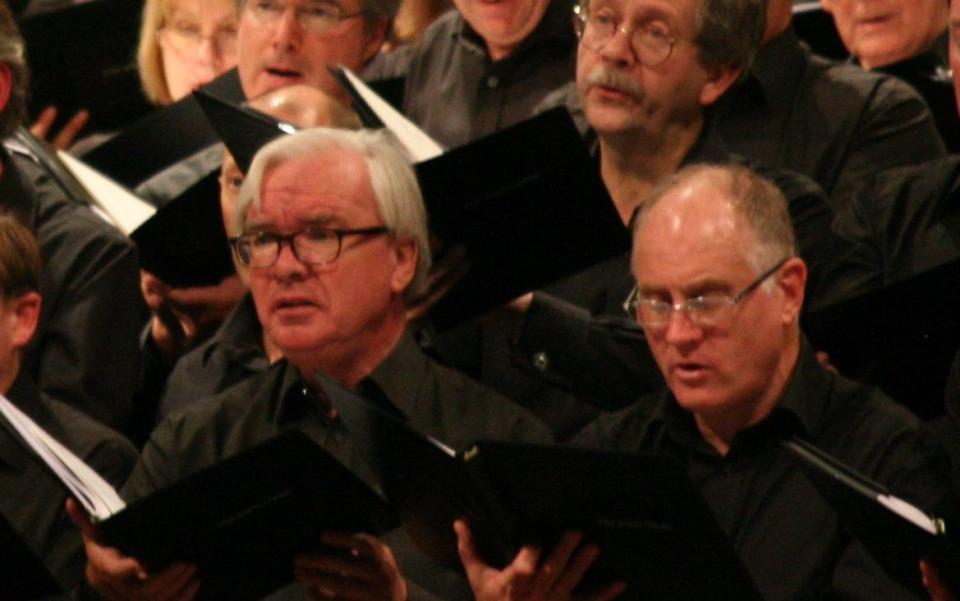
[30,106,90,151]
[454,519,625,601]
[921,559,957,601]
[294,531,407,600]
[66,499,200,601]
[141,271,245,359]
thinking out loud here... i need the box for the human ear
[776,258,807,326]
[389,238,418,295]
[698,65,741,107]
[10,292,41,349]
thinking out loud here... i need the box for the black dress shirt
[574,343,955,601]
[714,26,946,211]
[831,154,960,300]
[124,335,551,600]
[364,0,577,148]
[0,372,138,590]
[158,294,269,421]
[0,145,143,429]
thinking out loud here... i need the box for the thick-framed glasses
[623,258,790,332]
[573,5,677,67]
[230,226,390,268]
[245,0,367,35]
[157,23,238,58]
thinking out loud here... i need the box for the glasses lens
[633,25,672,66]
[293,229,339,264]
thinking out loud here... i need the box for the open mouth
[265,67,303,80]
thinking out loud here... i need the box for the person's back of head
[0,0,28,140]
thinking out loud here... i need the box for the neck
[289,305,407,391]
[599,117,703,224]
[693,331,801,456]
[0,356,19,396]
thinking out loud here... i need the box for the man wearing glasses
[73,128,550,601]
[567,164,955,601]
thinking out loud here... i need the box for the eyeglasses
[623,258,790,333]
[157,22,238,58]
[230,226,390,268]
[573,5,677,67]
[244,0,367,35]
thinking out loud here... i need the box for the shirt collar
[648,338,832,453]
[362,331,429,420]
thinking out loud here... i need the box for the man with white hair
[72,128,550,601]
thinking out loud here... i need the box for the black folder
[81,70,245,188]
[413,108,629,330]
[783,437,960,597]
[194,90,296,175]
[129,168,235,288]
[97,430,396,601]
[802,257,960,419]
[0,512,63,601]
[320,375,763,601]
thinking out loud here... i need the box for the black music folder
[802,257,960,419]
[783,437,960,597]
[194,90,296,174]
[80,70,244,188]
[130,169,235,288]
[320,375,763,601]
[0,393,397,601]
[0,512,63,601]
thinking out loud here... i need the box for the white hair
[235,128,431,300]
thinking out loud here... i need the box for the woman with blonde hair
[137,0,239,105]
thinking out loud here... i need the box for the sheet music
[340,67,445,163]
[0,394,126,521]
[58,151,156,235]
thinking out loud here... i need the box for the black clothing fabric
[0,145,143,429]
[574,344,954,601]
[364,0,577,148]
[0,372,138,590]
[158,294,269,421]
[486,126,840,421]
[713,26,946,211]
[124,335,552,600]
[876,34,959,153]
[831,155,960,300]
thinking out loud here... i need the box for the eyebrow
[638,277,733,299]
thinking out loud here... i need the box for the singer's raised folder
[0,394,397,601]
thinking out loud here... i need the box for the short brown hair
[0,212,42,299]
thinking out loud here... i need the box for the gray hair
[694,0,765,72]
[633,163,796,281]
[235,127,431,300]
[0,1,28,138]
[235,0,400,27]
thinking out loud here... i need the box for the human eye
[640,20,672,43]
[251,0,283,16]
[301,227,336,243]
[590,9,616,28]
[687,294,730,316]
[302,1,341,19]
[170,17,201,36]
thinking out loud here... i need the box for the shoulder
[125,362,289,498]
[43,397,139,486]
[572,391,664,452]
[366,9,463,79]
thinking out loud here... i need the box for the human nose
[271,6,303,49]
[599,24,635,65]
[662,305,703,346]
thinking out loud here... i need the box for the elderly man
[0,3,142,429]
[0,213,138,591]
[365,0,577,147]
[72,128,551,601]
[568,164,955,601]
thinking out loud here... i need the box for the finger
[552,543,599,598]
[579,580,628,601]
[84,540,149,584]
[295,569,376,601]
[530,531,582,594]
[921,559,957,601]
[147,563,199,601]
[29,106,57,139]
[295,553,379,582]
[65,498,99,539]
[52,109,90,150]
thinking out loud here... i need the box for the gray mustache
[585,66,644,99]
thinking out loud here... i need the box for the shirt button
[486,75,499,89]
[532,352,550,371]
